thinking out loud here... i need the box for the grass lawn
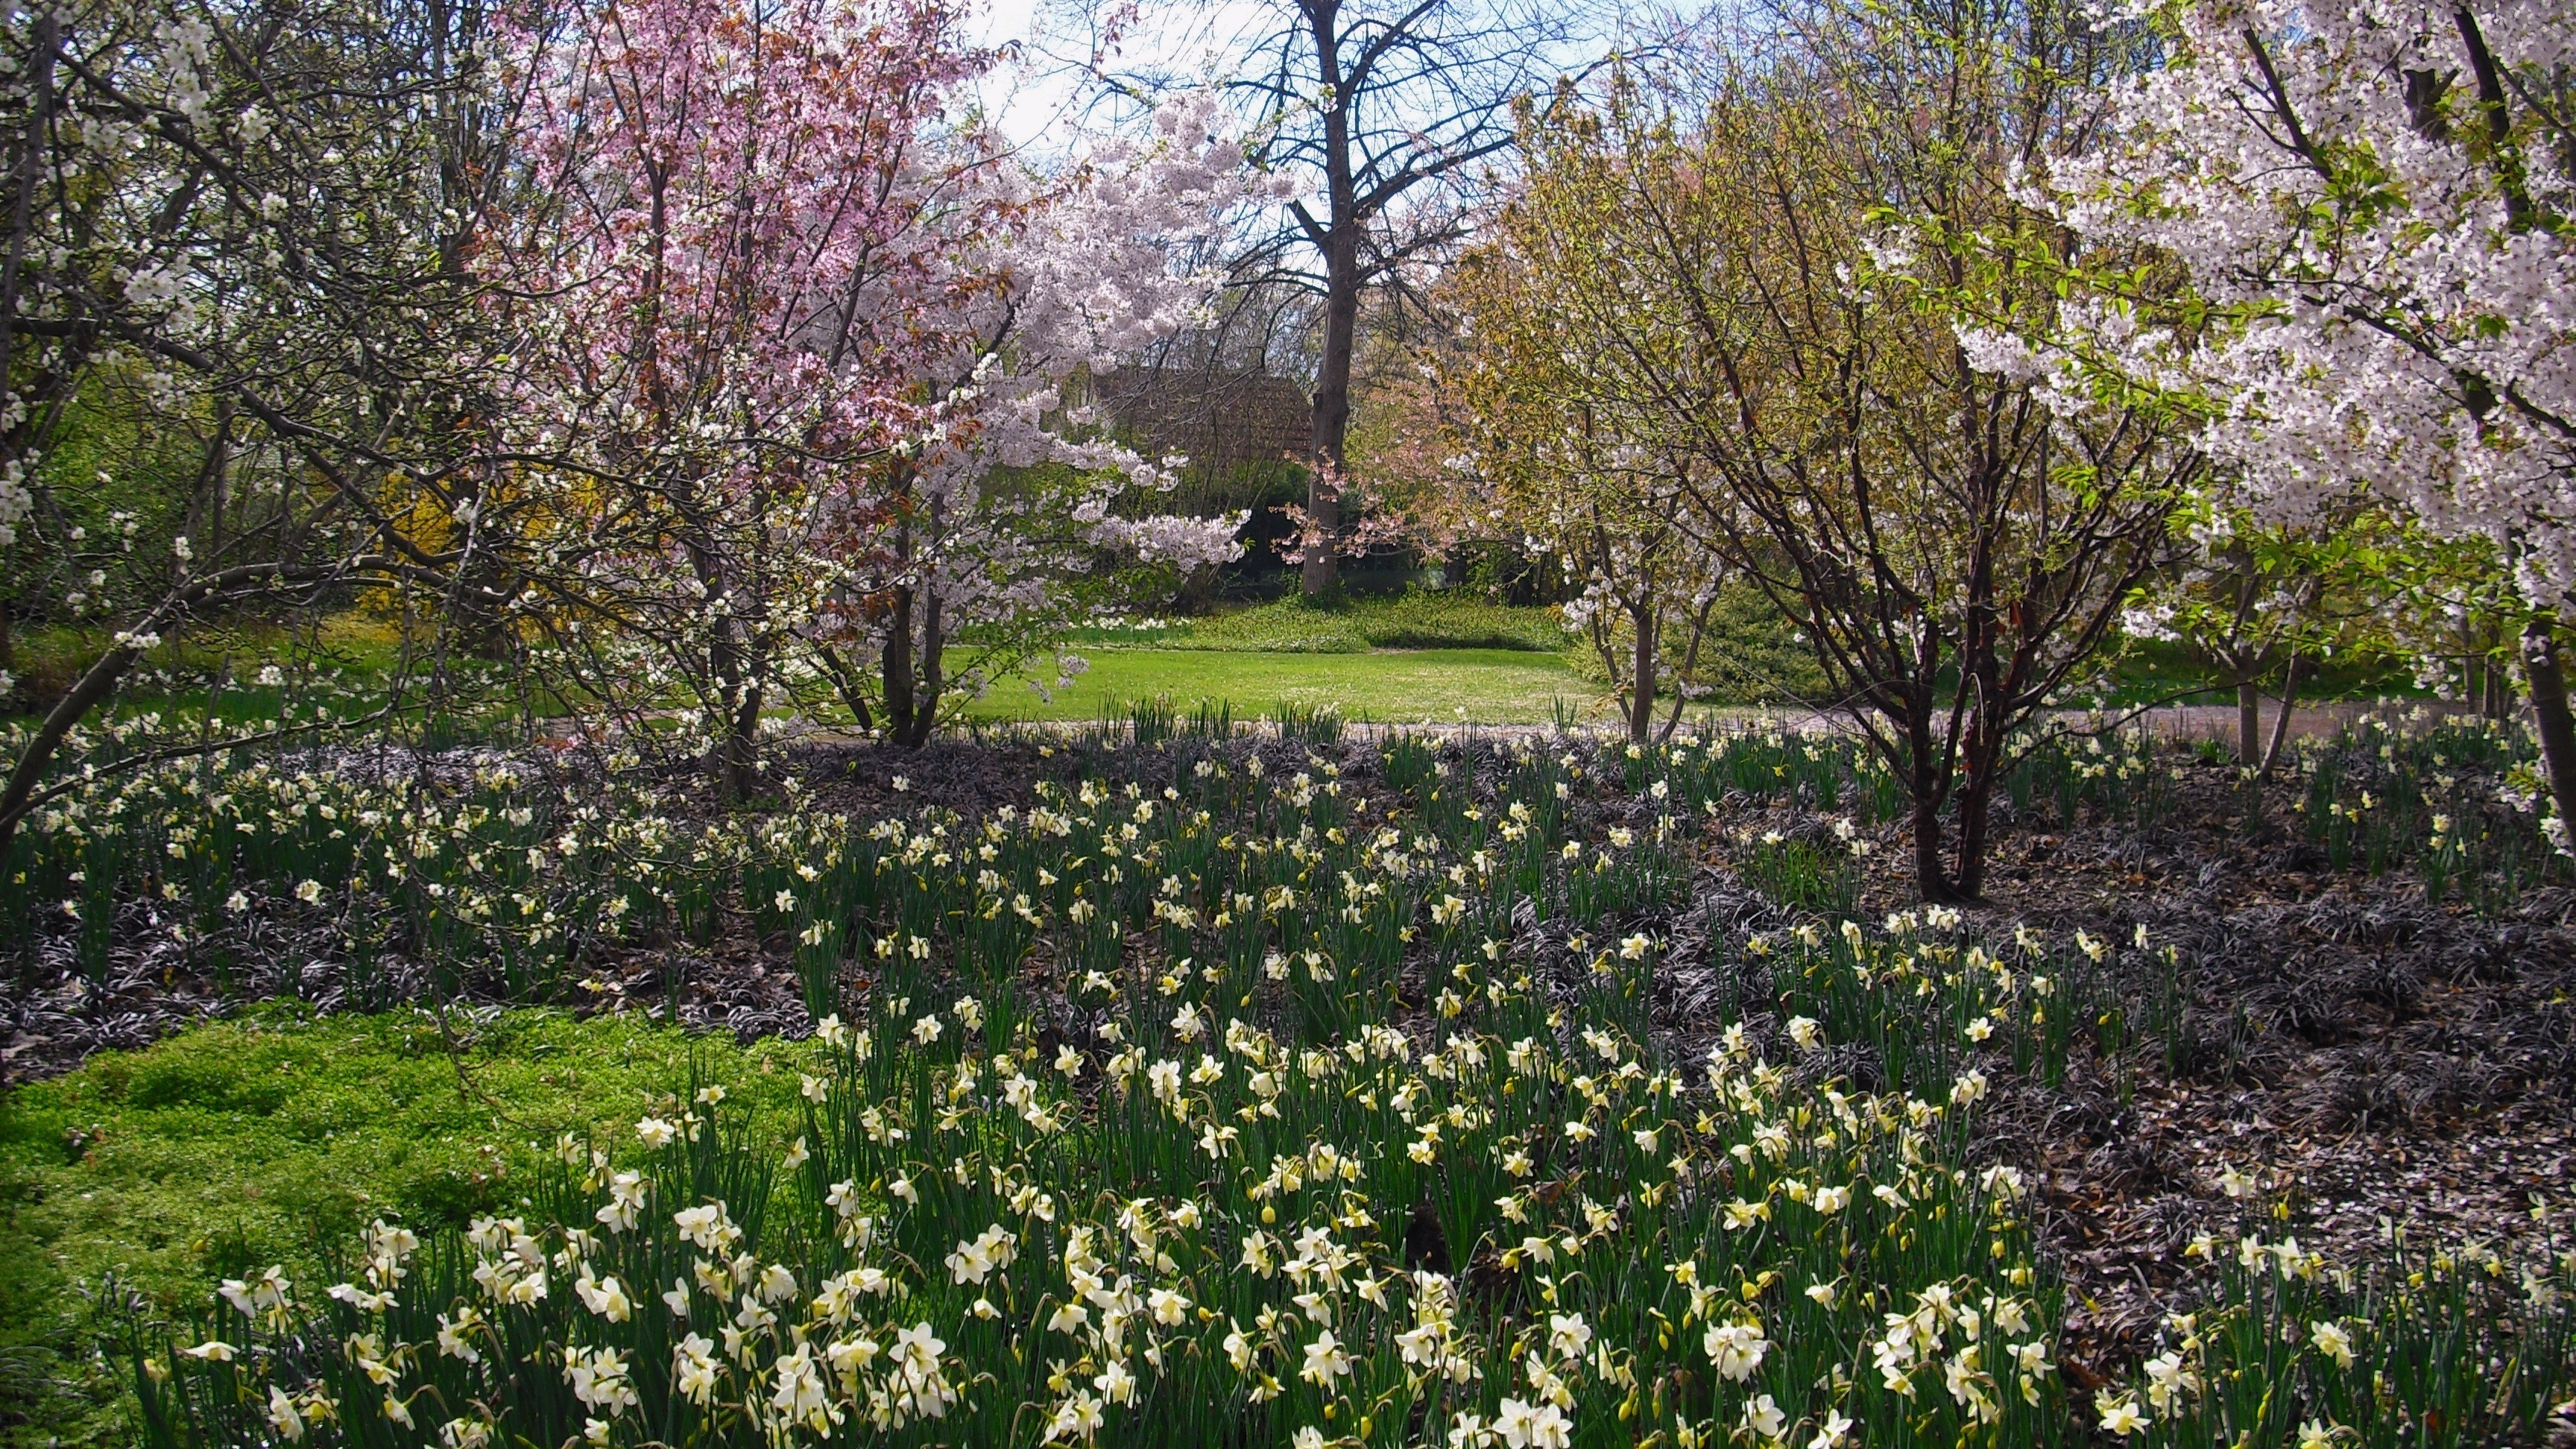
[1061,593,1574,654]
[0,1009,804,1449]
[964,645,1607,725]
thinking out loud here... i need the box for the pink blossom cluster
[490,0,980,509]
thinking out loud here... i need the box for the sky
[965,0,1277,152]
[965,0,1076,148]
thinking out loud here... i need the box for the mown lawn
[965,645,1605,724]
[1060,593,1576,654]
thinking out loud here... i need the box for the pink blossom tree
[2042,0,2576,829]
[491,0,1248,768]
[487,0,987,792]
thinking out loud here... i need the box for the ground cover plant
[0,1011,812,1445]
[7,713,2571,1448]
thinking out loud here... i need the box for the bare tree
[1433,246,1720,742]
[1074,0,1581,596]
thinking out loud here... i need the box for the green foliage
[1676,583,1830,705]
[2291,713,2565,906]
[1555,583,1831,709]
[1741,835,1861,918]
[4,615,426,720]
[2004,727,2179,830]
[1672,724,1904,823]
[4,370,227,643]
[1159,458,1311,532]
[2080,637,2417,709]
[1266,699,1347,743]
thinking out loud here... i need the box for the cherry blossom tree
[808,94,1252,747]
[0,0,502,859]
[489,0,1249,773]
[2042,0,2576,831]
[483,0,987,795]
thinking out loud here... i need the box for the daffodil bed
[7,720,2575,1448]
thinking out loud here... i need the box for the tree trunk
[1902,694,1959,900]
[883,584,915,744]
[2237,674,2261,766]
[899,585,943,748]
[2258,652,2307,782]
[1945,668,2013,900]
[707,629,759,801]
[2520,619,2576,848]
[1303,224,1360,599]
[1655,593,1715,745]
[1302,5,1361,602]
[1909,785,1954,903]
[1951,739,2001,900]
[716,681,761,801]
[1627,599,1656,744]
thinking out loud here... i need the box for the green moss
[0,1009,801,1449]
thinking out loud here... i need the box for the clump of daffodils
[109,731,2576,1446]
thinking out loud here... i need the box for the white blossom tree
[2043,0,2576,829]
[809,92,1254,747]
[0,0,498,858]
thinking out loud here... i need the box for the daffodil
[2094,1389,2150,1437]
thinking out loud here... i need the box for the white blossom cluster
[2048,0,2576,608]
